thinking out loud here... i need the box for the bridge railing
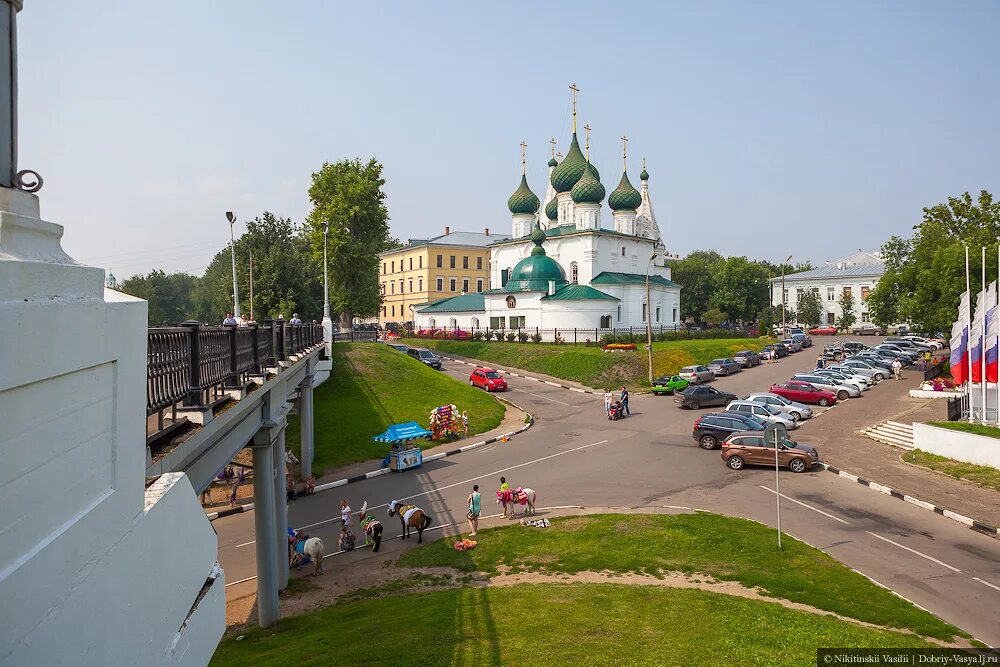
[146,320,324,426]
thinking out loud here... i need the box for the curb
[436,354,601,395]
[819,462,1000,537]
[208,400,535,522]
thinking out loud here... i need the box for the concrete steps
[863,420,915,450]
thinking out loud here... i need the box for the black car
[387,343,411,353]
[675,385,738,410]
[692,412,767,449]
[842,341,869,354]
[732,350,761,368]
[407,347,442,369]
[761,344,789,359]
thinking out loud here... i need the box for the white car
[903,335,943,350]
[725,401,799,429]
[744,392,814,420]
[827,363,879,382]
[814,369,869,391]
[791,374,862,400]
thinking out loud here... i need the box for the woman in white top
[340,498,352,529]
[603,389,613,415]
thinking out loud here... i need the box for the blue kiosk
[374,421,430,471]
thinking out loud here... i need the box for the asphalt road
[216,337,1000,645]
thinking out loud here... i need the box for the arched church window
[600,315,612,329]
[471,317,480,329]
[428,318,436,328]
[448,317,458,329]
[621,246,626,257]
[570,262,579,284]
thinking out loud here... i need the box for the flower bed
[602,343,637,352]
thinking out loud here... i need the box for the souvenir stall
[429,404,459,441]
[373,421,431,471]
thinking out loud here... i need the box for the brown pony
[388,500,433,543]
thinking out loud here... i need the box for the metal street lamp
[321,222,330,320]
[226,211,240,318]
[780,254,793,335]
[645,251,662,385]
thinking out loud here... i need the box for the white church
[414,99,681,336]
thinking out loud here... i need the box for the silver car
[725,400,799,429]
[827,363,879,382]
[813,369,869,392]
[744,392,813,420]
[678,364,715,385]
[791,373,861,400]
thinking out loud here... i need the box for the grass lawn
[906,449,1000,492]
[211,583,932,667]
[929,420,1000,440]
[286,343,505,473]
[398,513,962,641]
[404,338,771,389]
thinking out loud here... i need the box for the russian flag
[971,283,997,383]
[987,304,999,383]
[950,318,969,385]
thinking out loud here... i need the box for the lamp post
[780,255,793,334]
[645,251,662,385]
[226,211,240,318]
[321,222,333,352]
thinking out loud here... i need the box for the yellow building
[378,227,509,328]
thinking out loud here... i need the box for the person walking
[222,313,237,326]
[620,386,630,416]
[340,498,353,530]
[603,388,612,415]
[290,313,303,325]
[816,354,825,369]
[467,484,481,536]
[892,358,902,380]
[461,410,469,438]
[498,477,511,519]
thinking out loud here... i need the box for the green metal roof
[640,166,649,181]
[550,133,599,193]
[571,161,606,204]
[507,174,540,215]
[415,292,485,313]
[545,197,559,221]
[591,271,681,288]
[608,170,641,211]
[541,284,619,301]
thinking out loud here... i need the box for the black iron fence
[146,320,324,418]
[396,324,758,345]
[333,330,379,343]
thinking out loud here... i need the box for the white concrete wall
[0,190,223,665]
[912,422,1000,470]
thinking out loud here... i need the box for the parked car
[852,324,886,336]
[678,365,715,384]
[708,358,742,376]
[791,373,860,399]
[812,368,869,392]
[885,337,933,353]
[692,412,766,449]
[781,339,803,353]
[675,385,738,410]
[387,343,411,353]
[827,363,880,382]
[873,344,917,364]
[725,401,799,428]
[732,350,761,368]
[744,392,814,420]
[787,326,805,336]
[791,333,813,348]
[761,344,788,359]
[721,432,820,473]
[470,367,507,392]
[851,353,895,372]
[651,375,690,395]
[808,325,838,336]
[902,335,943,350]
[407,347,442,369]
[770,381,838,406]
[842,341,870,354]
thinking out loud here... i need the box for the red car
[808,325,838,336]
[769,381,837,407]
[470,367,508,392]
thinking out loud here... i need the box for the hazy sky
[18,1,1000,279]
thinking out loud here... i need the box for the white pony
[497,487,537,519]
[303,537,325,576]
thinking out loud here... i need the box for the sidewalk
[803,369,1000,528]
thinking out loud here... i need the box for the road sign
[764,422,788,549]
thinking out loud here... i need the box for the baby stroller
[608,401,625,420]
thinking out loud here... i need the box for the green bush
[472,331,484,341]
[517,331,529,343]
[506,332,516,342]
[530,333,542,343]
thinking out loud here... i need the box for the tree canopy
[794,290,823,327]
[118,270,198,326]
[836,289,857,331]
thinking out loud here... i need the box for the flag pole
[982,246,987,424]
[966,244,974,423]
[996,244,999,425]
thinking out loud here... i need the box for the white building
[770,251,884,326]
[414,104,680,336]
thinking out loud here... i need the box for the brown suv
[720,431,819,473]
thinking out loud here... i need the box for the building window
[408,279,413,293]
[462,256,469,269]
[462,278,470,293]
[418,278,423,291]
[843,286,852,299]
[390,282,395,294]
[382,262,386,275]
[655,306,661,323]
[621,246,626,257]
[617,305,621,321]
[501,268,510,286]
[471,317,480,329]
[672,307,678,323]
[428,318,436,328]
[391,305,395,316]
[490,317,503,329]
[642,303,647,321]
[827,287,835,302]
[450,255,456,269]
[419,256,423,268]
[827,312,835,325]
[382,306,386,316]
[509,316,525,329]
[450,278,457,292]
[399,279,403,293]
[861,311,869,322]
[408,257,413,270]
[476,278,483,292]
[783,288,789,302]
[796,288,804,300]
[571,262,579,284]
[861,286,870,302]
[380,283,385,295]
[436,277,443,291]
[436,254,443,268]
[448,317,457,329]
[477,257,483,270]
[391,260,395,273]
[600,315,612,328]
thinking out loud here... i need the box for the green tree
[702,307,727,327]
[758,304,784,332]
[709,256,772,323]
[306,158,392,328]
[119,270,198,325]
[868,191,1000,333]
[669,250,723,323]
[836,289,857,331]
[794,290,823,327]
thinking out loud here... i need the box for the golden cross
[549,137,556,159]
[519,141,527,175]
[583,124,591,160]
[556,151,563,161]
[569,83,579,132]
[621,135,629,170]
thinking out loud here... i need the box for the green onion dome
[608,170,642,211]
[545,197,559,221]
[549,133,600,193]
[504,227,568,291]
[570,161,605,204]
[639,166,649,181]
[548,156,558,168]
[507,174,540,215]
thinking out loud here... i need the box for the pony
[388,500,433,543]
[497,487,537,519]
[303,537,325,576]
[359,501,384,552]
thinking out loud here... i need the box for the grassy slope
[406,338,771,389]
[211,584,930,667]
[929,420,1000,440]
[907,449,1000,492]
[286,343,505,472]
[399,513,961,641]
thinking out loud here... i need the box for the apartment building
[770,251,883,326]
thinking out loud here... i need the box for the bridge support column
[251,441,279,628]
[273,425,289,591]
[298,378,314,479]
